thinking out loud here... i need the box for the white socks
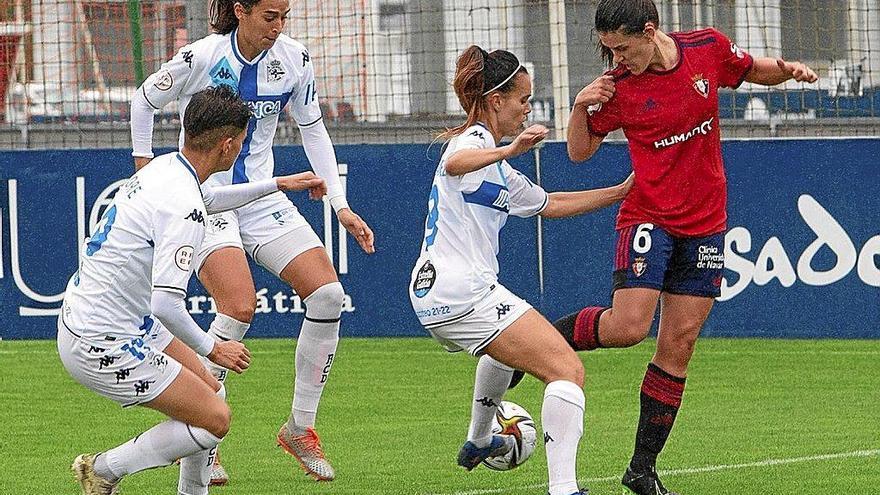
[95,419,223,483]
[290,282,344,428]
[202,313,251,383]
[543,380,585,495]
[467,355,513,448]
[177,385,226,495]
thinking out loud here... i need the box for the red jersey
[587,28,753,236]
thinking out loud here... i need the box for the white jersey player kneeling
[59,85,326,495]
[408,46,633,495]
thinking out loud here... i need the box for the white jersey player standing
[61,86,327,495]
[130,0,374,483]
[408,46,632,495]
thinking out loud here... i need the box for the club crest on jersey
[730,42,745,59]
[209,58,239,91]
[412,259,436,298]
[153,70,173,91]
[692,74,710,98]
[267,59,286,82]
[632,256,647,277]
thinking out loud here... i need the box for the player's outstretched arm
[445,124,549,176]
[540,172,633,219]
[568,75,614,163]
[201,173,326,215]
[746,58,818,86]
[151,289,251,373]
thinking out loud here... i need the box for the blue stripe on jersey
[462,181,510,212]
[495,162,508,187]
[176,153,199,185]
[233,62,260,184]
[230,29,268,66]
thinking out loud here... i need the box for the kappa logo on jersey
[134,379,156,396]
[692,73,710,98]
[174,246,195,271]
[115,367,133,384]
[185,209,205,224]
[632,256,647,277]
[730,42,745,59]
[153,69,173,91]
[248,99,282,119]
[181,49,194,68]
[209,58,239,90]
[496,303,512,319]
[267,59,286,82]
[301,50,310,66]
[469,129,485,140]
[412,259,436,298]
[654,117,714,149]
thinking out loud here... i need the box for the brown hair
[210,0,262,35]
[440,45,527,140]
[184,85,252,151]
[595,0,660,67]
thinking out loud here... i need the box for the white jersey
[409,124,548,324]
[140,30,321,187]
[62,152,206,344]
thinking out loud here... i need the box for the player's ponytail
[440,46,527,140]
[595,0,660,67]
[210,0,262,35]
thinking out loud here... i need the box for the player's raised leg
[270,241,343,481]
[484,310,588,495]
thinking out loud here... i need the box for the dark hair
[183,85,252,151]
[595,0,660,67]
[440,45,527,139]
[210,0,262,35]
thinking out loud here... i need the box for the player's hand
[574,75,615,109]
[507,124,549,158]
[134,156,151,171]
[207,340,251,374]
[276,172,327,200]
[776,59,818,83]
[617,172,635,199]
[337,208,375,254]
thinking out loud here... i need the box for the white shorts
[198,191,324,276]
[57,316,182,407]
[420,284,532,356]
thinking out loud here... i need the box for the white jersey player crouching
[59,86,326,495]
[408,46,633,495]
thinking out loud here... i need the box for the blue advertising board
[1,138,877,340]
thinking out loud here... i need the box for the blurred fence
[0,0,878,149]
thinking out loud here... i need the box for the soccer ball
[482,400,537,471]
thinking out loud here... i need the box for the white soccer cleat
[209,449,229,486]
[72,453,119,495]
[277,423,335,481]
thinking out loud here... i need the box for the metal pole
[548,0,570,141]
[534,143,545,296]
[128,0,145,86]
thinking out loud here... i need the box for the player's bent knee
[538,352,584,387]
[304,282,345,319]
[217,297,257,324]
[206,404,232,439]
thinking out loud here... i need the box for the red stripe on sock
[641,367,685,407]
[573,306,607,351]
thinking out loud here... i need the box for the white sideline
[432,449,880,495]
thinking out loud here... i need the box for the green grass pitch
[0,337,877,494]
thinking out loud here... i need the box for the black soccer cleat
[622,466,678,495]
[508,369,526,389]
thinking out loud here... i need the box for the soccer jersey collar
[646,35,683,76]
[231,29,269,66]
[176,153,203,193]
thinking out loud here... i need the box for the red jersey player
[549,1,818,494]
